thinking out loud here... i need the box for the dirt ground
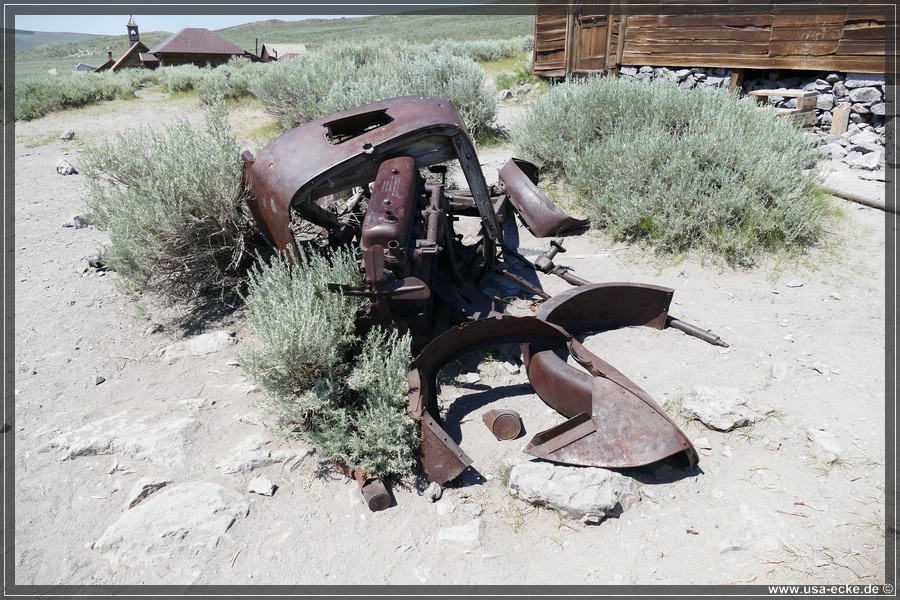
[10,92,890,591]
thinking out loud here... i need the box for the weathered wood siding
[533,4,887,76]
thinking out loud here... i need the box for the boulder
[508,462,641,523]
[682,386,756,431]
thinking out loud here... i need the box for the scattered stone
[785,280,803,288]
[816,94,835,111]
[124,477,172,509]
[56,159,78,175]
[784,334,794,342]
[63,215,91,229]
[717,503,782,554]
[248,476,276,496]
[145,323,163,335]
[460,502,483,517]
[721,446,733,459]
[507,462,641,523]
[693,437,713,450]
[711,489,725,500]
[95,482,249,564]
[870,102,885,116]
[437,519,481,552]
[763,438,782,452]
[216,433,303,474]
[847,150,883,171]
[498,89,512,101]
[94,375,106,386]
[806,428,842,463]
[682,386,756,431]
[844,73,885,89]
[178,398,210,410]
[59,129,75,140]
[518,83,533,94]
[829,292,842,300]
[619,66,638,76]
[84,254,105,268]
[501,360,520,375]
[436,501,455,515]
[158,330,236,364]
[424,481,442,502]
[57,413,199,467]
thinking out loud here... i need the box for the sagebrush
[240,248,418,477]
[512,76,834,266]
[250,41,497,135]
[81,98,252,304]
[15,71,143,121]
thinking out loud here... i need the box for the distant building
[259,43,307,61]
[74,63,95,72]
[94,16,151,72]
[146,27,249,67]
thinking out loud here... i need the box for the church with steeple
[93,15,153,72]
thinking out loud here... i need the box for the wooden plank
[843,24,886,40]
[624,25,772,42]
[624,41,771,55]
[836,40,891,56]
[618,51,885,73]
[729,68,744,92]
[749,89,818,109]
[616,14,627,65]
[625,14,774,28]
[775,108,816,127]
[772,11,847,26]
[769,40,840,57]
[830,104,851,135]
[770,26,842,42]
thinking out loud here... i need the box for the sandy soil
[10,93,889,590]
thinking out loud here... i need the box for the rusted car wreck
[242,96,724,509]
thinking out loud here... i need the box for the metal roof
[148,28,246,55]
[262,43,308,58]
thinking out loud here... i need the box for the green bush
[250,42,496,136]
[431,37,531,62]
[512,76,831,266]
[240,248,418,477]
[15,72,141,120]
[81,98,251,303]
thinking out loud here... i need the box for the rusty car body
[242,96,725,507]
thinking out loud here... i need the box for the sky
[12,13,361,35]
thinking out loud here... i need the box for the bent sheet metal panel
[524,283,698,468]
[242,95,500,251]
[499,158,589,238]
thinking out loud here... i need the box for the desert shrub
[495,57,544,91]
[431,37,530,62]
[81,98,251,303]
[15,72,140,120]
[512,76,831,266]
[240,249,418,477]
[250,42,496,136]
[198,57,263,103]
[153,64,208,93]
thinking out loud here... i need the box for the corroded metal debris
[242,96,727,508]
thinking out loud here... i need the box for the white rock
[216,434,279,474]
[248,476,276,496]
[770,363,789,380]
[436,501,455,516]
[424,481,442,502]
[682,386,756,431]
[806,428,842,463]
[693,437,713,450]
[437,519,481,552]
[158,331,236,364]
[785,280,803,288]
[56,159,78,175]
[507,462,641,522]
[124,477,172,509]
[59,129,75,140]
[95,482,249,564]
[847,150,883,171]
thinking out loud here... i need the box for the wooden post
[729,68,745,92]
[831,104,851,135]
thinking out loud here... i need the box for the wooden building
[146,27,249,67]
[259,43,308,61]
[533,2,887,78]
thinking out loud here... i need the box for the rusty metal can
[482,409,523,440]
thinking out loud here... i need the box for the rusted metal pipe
[334,462,392,512]
[819,185,893,213]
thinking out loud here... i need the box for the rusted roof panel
[148,28,246,55]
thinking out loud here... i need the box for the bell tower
[127,16,140,45]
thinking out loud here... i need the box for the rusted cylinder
[482,409,523,440]
[355,472,392,512]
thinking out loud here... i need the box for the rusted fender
[498,158,588,238]
[523,283,699,468]
[408,315,573,484]
[242,96,501,252]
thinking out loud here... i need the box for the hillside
[13,29,102,53]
